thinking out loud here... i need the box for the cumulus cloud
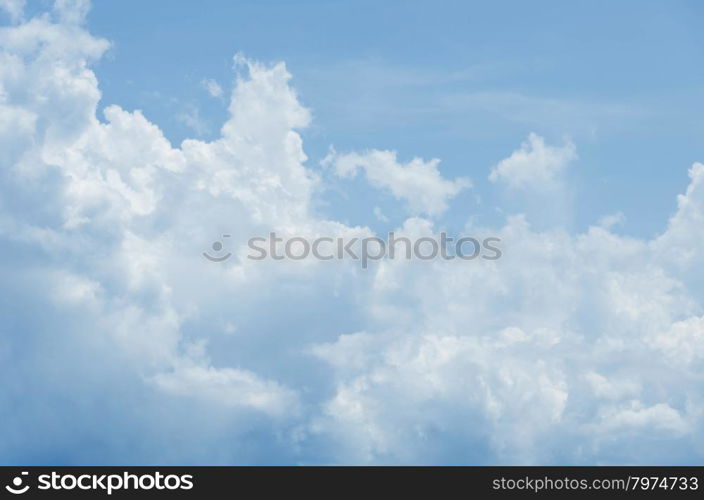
[326,149,470,217]
[1,0,704,466]
[489,133,577,190]
[0,1,321,462]
[308,210,704,463]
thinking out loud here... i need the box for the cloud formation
[489,132,577,191]
[201,78,224,99]
[1,0,703,466]
[326,149,470,217]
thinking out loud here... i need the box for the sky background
[81,0,704,236]
[1,0,704,465]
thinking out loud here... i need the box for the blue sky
[2,0,704,465]
[76,0,704,236]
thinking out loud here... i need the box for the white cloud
[306,208,704,462]
[153,363,300,417]
[53,0,91,25]
[596,402,689,434]
[655,315,704,365]
[585,372,641,400]
[489,133,576,190]
[0,1,319,434]
[201,78,224,98]
[597,212,625,230]
[327,149,470,217]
